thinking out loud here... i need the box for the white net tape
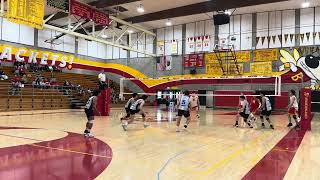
[119,76,281,99]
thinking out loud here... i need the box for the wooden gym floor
[0,108,319,180]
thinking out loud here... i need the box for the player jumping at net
[121,95,149,131]
[176,90,191,132]
[234,95,253,128]
[120,93,138,121]
[287,89,300,129]
[84,89,101,137]
[259,92,274,129]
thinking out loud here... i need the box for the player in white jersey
[235,95,253,128]
[259,92,274,129]
[121,95,149,131]
[176,90,191,132]
[189,93,200,120]
[120,93,138,121]
[287,89,300,129]
[83,90,101,137]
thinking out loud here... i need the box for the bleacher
[0,66,97,111]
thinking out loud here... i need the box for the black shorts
[85,109,94,119]
[239,112,249,119]
[178,109,190,118]
[130,109,140,115]
[261,110,272,116]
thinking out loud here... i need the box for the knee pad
[293,115,297,119]
[88,120,94,123]
[142,114,146,118]
[260,116,263,119]
[244,119,248,122]
[266,118,270,121]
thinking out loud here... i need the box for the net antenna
[119,76,282,99]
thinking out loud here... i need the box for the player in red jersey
[249,96,261,123]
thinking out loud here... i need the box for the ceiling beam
[89,0,140,8]
[124,0,289,23]
[44,12,68,23]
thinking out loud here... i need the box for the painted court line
[156,131,271,180]
[0,133,111,159]
[242,129,306,180]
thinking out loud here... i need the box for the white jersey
[190,95,199,108]
[240,100,250,114]
[130,99,144,111]
[178,95,190,111]
[263,97,272,111]
[290,96,298,109]
[125,98,135,108]
[85,96,95,110]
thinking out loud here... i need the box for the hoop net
[119,76,281,99]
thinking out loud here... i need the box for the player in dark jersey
[83,89,101,137]
[122,95,149,131]
[120,93,138,121]
[260,92,274,129]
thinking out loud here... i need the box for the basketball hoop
[45,38,63,49]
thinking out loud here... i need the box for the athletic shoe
[234,123,239,128]
[294,124,301,130]
[261,123,265,128]
[85,133,94,138]
[270,125,274,129]
[184,124,188,128]
[144,124,149,128]
[287,123,293,127]
[247,123,253,128]
[122,124,128,131]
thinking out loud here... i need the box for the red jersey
[250,99,260,112]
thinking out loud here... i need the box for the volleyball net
[119,76,282,99]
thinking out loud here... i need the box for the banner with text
[206,64,243,75]
[250,61,273,75]
[184,54,204,68]
[253,49,278,62]
[205,51,251,64]
[7,0,44,29]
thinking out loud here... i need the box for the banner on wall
[7,0,44,29]
[157,56,172,71]
[157,40,165,56]
[70,0,109,25]
[202,36,210,52]
[171,40,178,55]
[0,44,73,69]
[250,62,272,75]
[196,37,203,52]
[206,63,243,75]
[253,49,278,62]
[184,54,204,68]
[205,51,251,64]
[47,0,69,12]
[187,37,195,53]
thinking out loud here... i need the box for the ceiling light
[101,34,108,38]
[128,30,134,33]
[165,19,172,26]
[302,1,310,8]
[225,10,231,15]
[137,4,145,13]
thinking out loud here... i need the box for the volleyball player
[189,92,200,120]
[120,93,138,121]
[249,95,261,123]
[176,90,191,132]
[287,89,300,129]
[234,95,253,128]
[122,95,149,131]
[84,89,101,137]
[259,92,274,129]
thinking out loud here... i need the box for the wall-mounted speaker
[213,14,230,25]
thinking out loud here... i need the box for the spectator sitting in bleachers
[0,70,8,80]
[11,75,23,95]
